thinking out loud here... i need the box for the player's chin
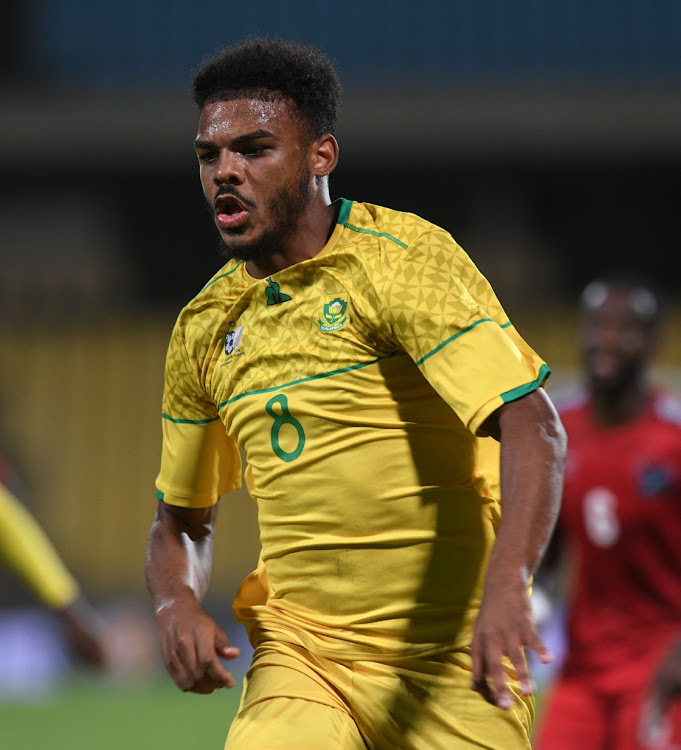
[217,231,263,263]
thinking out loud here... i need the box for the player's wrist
[154,589,202,621]
[483,558,532,595]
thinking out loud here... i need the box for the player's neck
[245,198,338,279]
[590,379,650,427]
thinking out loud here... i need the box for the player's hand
[58,596,109,668]
[155,597,240,694]
[470,568,552,709]
[639,637,681,747]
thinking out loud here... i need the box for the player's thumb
[214,627,240,660]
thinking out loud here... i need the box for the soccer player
[0,471,106,667]
[145,38,566,749]
[535,278,681,750]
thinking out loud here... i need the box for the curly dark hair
[192,38,342,140]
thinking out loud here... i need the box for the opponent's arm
[471,388,566,708]
[145,500,240,693]
[640,636,681,745]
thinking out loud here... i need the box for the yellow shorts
[225,641,533,750]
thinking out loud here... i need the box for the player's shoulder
[343,200,453,255]
[178,261,243,312]
[190,261,246,304]
[341,200,470,292]
[172,261,245,341]
[652,390,681,431]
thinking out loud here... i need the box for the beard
[214,166,312,263]
[585,354,644,396]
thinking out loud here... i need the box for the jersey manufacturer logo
[318,293,348,332]
[265,278,292,305]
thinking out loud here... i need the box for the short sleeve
[155,317,241,508]
[379,229,549,435]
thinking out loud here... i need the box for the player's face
[195,97,314,262]
[580,285,655,391]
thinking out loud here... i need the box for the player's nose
[213,151,245,185]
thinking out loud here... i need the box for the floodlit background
[1,1,680,747]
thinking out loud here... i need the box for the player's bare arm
[472,388,566,709]
[58,595,108,667]
[145,501,240,693]
[640,635,681,745]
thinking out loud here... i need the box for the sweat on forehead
[203,90,308,132]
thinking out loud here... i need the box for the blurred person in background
[535,277,681,750]
[145,37,565,750]
[0,452,107,668]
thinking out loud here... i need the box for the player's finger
[202,646,235,688]
[161,631,190,679]
[505,641,532,695]
[471,634,484,688]
[164,642,197,692]
[214,627,240,660]
[524,626,553,665]
[195,633,235,689]
[483,637,513,709]
[173,629,208,685]
[199,656,234,690]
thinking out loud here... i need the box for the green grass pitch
[0,674,548,748]
[0,677,242,750]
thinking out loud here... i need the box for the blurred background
[0,1,680,747]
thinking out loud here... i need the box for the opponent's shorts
[224,640,534,749]
[535,668,681,750]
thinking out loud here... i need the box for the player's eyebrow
[194,130,277,151]
[232,129,276,145]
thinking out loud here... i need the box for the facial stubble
[213,164,312,263]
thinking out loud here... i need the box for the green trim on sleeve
[415,318,514,367]
[500,364,551,404]
[161,412,221,425]
[156,489,165,502]
[415,318,495,366]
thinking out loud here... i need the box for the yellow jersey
[0,482,79,609]
[156,198,549,660]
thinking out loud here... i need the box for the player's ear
[311,134,339,178]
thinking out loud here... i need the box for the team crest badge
[318,293,349,332]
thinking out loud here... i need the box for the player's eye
[197,151,218,162]
[240,145,268,157]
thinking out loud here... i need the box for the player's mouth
[214,194,251,230]
[587,350,622,379]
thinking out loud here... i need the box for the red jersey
[559,390,681,681]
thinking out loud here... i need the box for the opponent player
[145,38,566,749]
[0,461,106,666]
[535,278,681,750]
